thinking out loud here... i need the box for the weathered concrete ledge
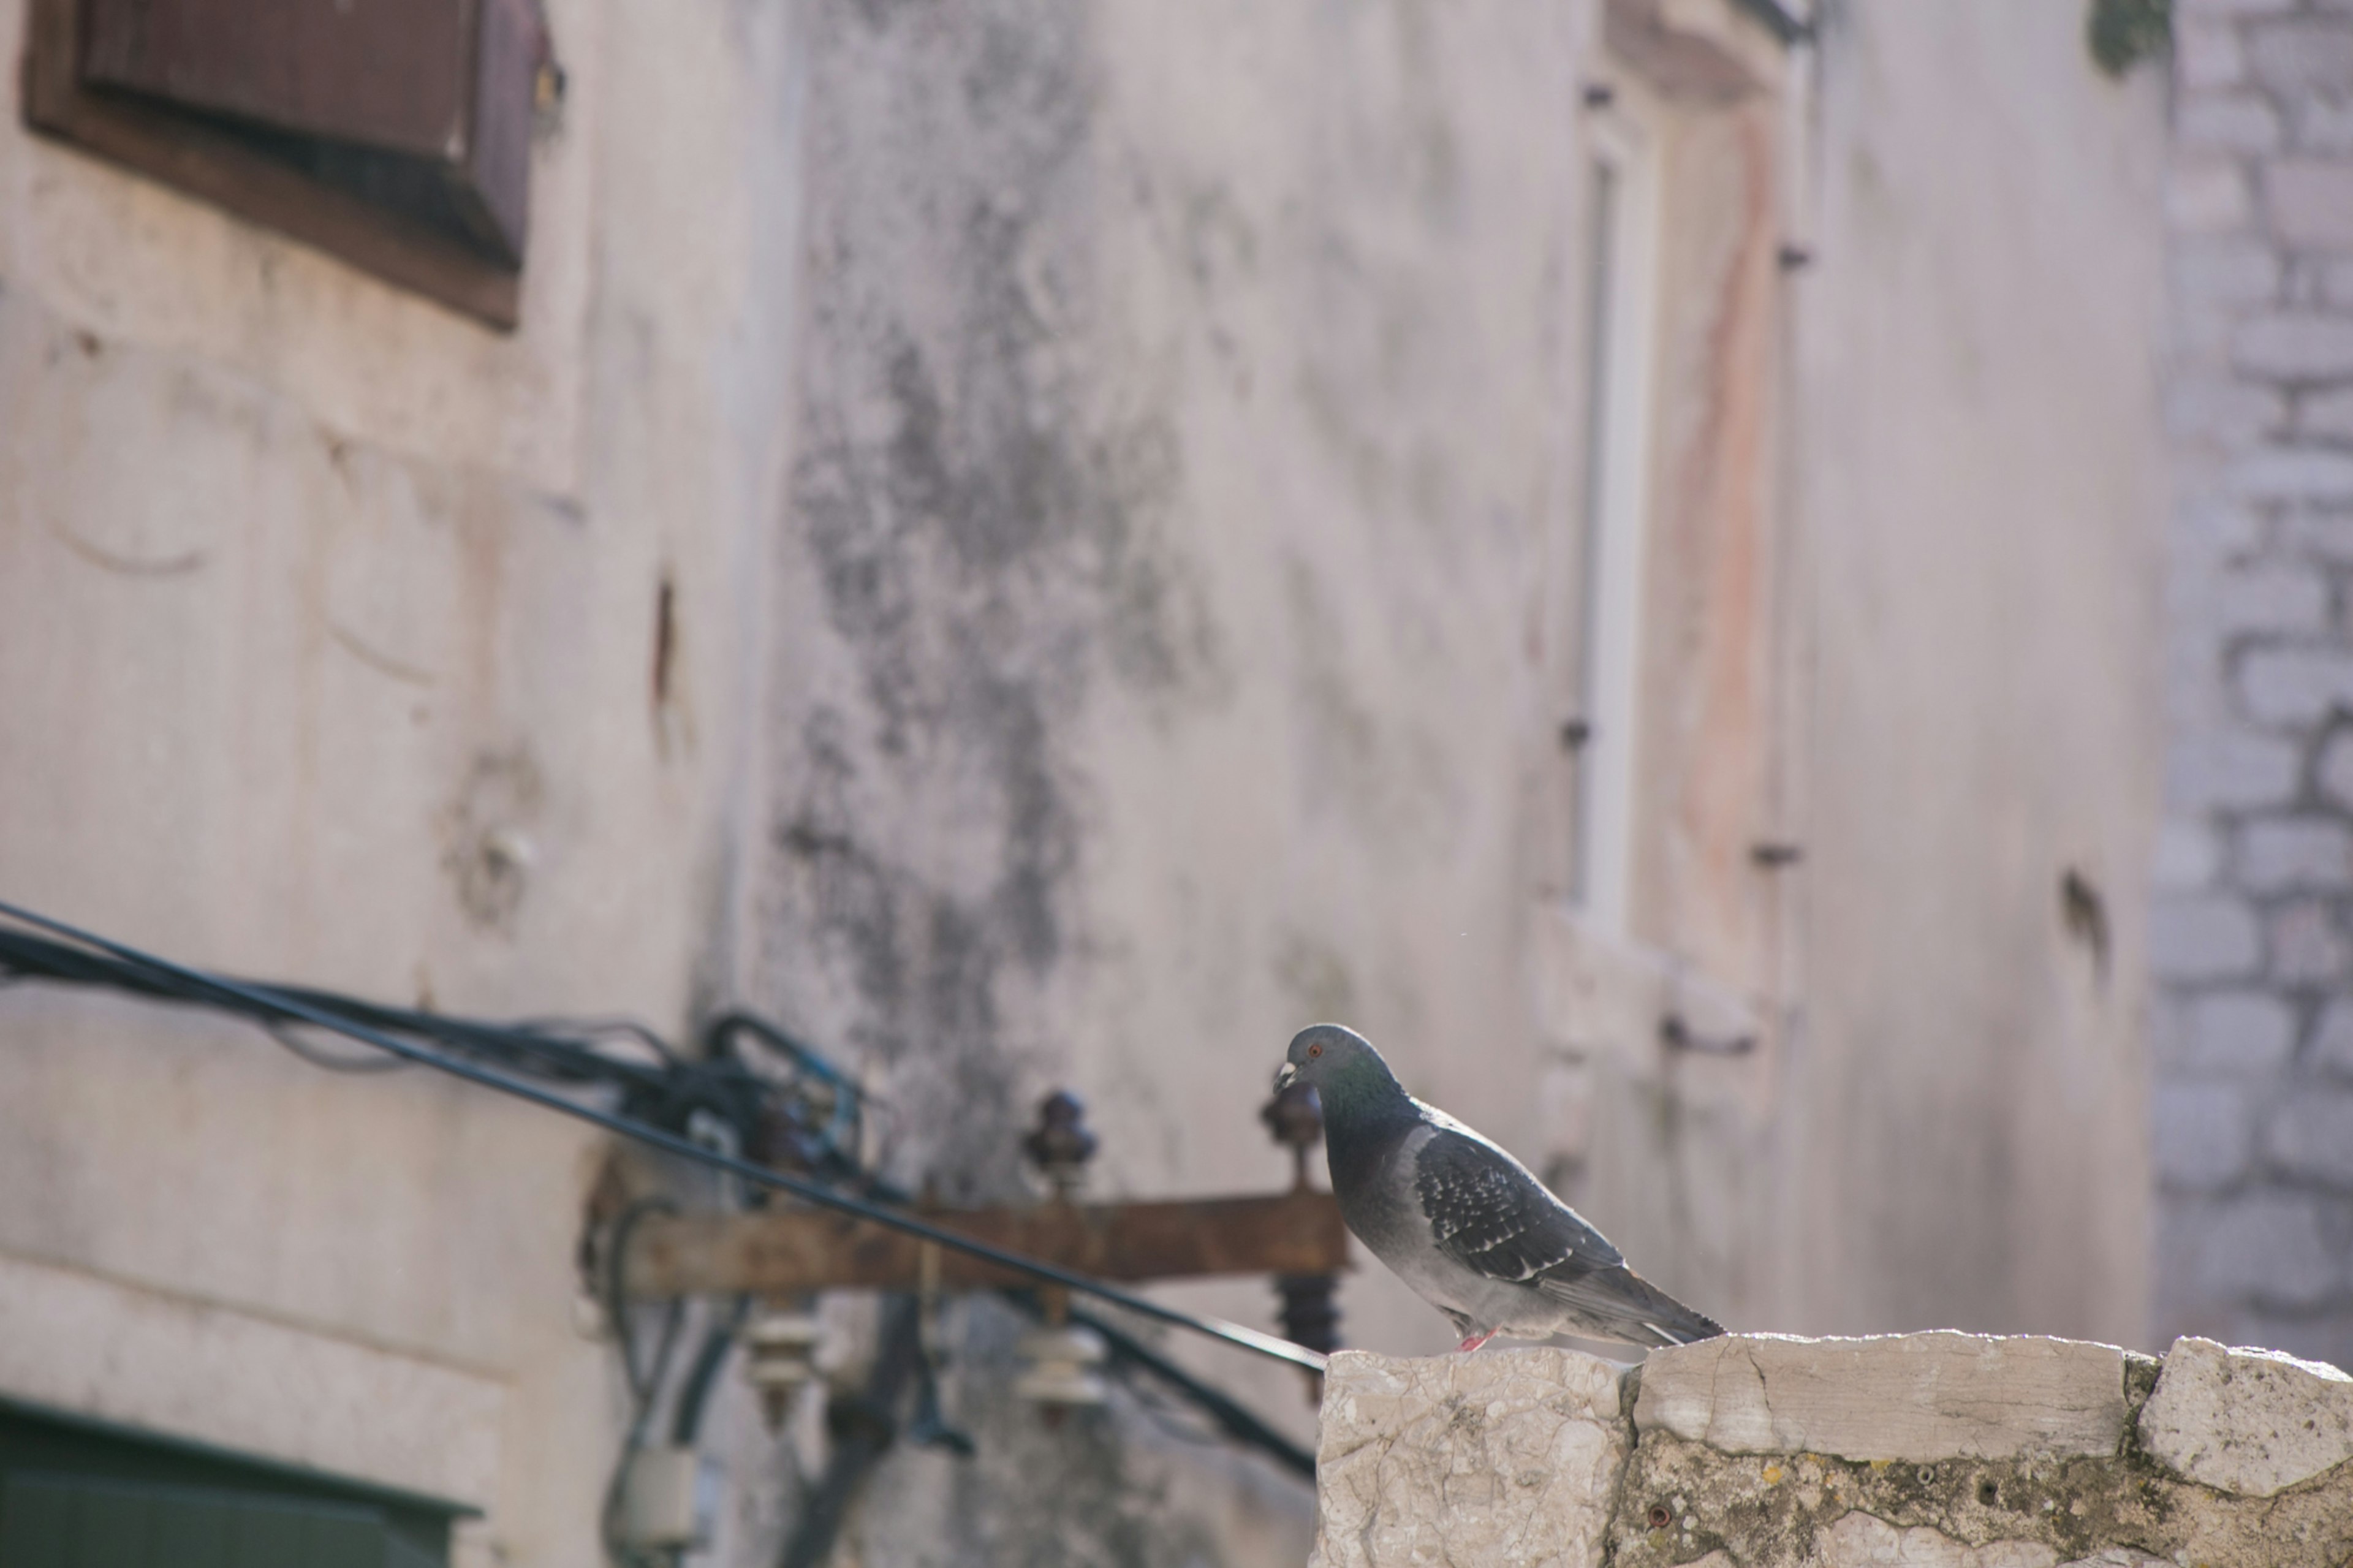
[1310,1333,2353,1568]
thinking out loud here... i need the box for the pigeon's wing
[1411,1123,1624,1286]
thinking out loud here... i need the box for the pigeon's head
[1274,1023,1395,1098]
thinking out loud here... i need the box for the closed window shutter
[80,0,472,156]
[77,0,535,266]
[20,0,545,325]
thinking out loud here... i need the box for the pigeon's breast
[1335,1125,1479,1307]
[1333,1123,1430,1243]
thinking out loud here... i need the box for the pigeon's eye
[1307,1042,1322,1059]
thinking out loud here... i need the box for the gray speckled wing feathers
[1412,1121,1623,1286]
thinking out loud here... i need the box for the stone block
[2227,447,2353,504]
[2178,18,2248,91]
[1317,1338,2353,1568]
[2312,996,2353,1075]
[2147,895,2263,980]
[2184,1194,2344,1306]
[2165,729,2298,811]
[2152,817,2225,891]
[2178,298,2244,363]
[1311,1347,1628,1568]
[2234,814,2353,890]
[2268,160,2353,251]
[2326,259,2353,309]
[2246,17,2353,94]
[2153,1079,2256,1189]
[2234,313,2353,380]
[2167,159,2256,235]
[2237,644,2353,722]
[2154,1204,2221,1316]
[2319,728,2353,807]
[2279,507,2353,560]
[2295,254,2343,306]
[1632,1333,2128,1464]
[2167,379,2285,444]
[2264,1085,2353,1184]
[2182,94,2284,154]
[2139,1336,2353,1496]
[2215,563,2330,631]
[2174,490,2268,559]
[2267,898,2352,982]
[2179,989,2298,1074]
[2176,238,2283,308]
[2168,642,2234,732]
[2292,93,2353,156]
[2302,386,2353,441]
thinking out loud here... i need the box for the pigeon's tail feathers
[1536,1265,1725,1348]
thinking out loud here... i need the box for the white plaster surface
[0,1246,505,1507]
[1634,1333,2129,1463]
[1310,1347,1629,1568]
[2138,1335,2353,1496]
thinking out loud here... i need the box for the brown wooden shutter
[81,1,476,157]
[21,0,546,326]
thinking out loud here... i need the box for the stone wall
[2150,0,2353,1369]
[1310,1333,2353,1567]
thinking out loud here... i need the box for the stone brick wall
[2151,0,2353,1370]
[1309,1335,2353,1568]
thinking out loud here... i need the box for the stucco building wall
[0,1,2193,1566]
[1774,2,2170,1343]
[0,0,808,1560]
[1548,1,2170,1350]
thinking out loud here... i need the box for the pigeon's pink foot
[1457,1330,1496,1353]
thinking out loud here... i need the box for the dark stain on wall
[767,0,1221,1200]
[754,6,1259,1557]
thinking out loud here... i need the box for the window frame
[1566,78,1667,937]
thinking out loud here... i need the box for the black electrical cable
[605,1199,683,1403]
[600,1293,687,1568]
[671,1295,753,1446]
[263,1017,414,1075]
[779,1293,926,1568]
[0,928,676,1096]
[0,899,1328,1375]
[1070,1308,1317,1480]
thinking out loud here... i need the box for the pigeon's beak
[1272,1061,1298,1093]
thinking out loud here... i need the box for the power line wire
[0,898,1328,1376]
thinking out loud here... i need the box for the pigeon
[1276,1023,1723,1352]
